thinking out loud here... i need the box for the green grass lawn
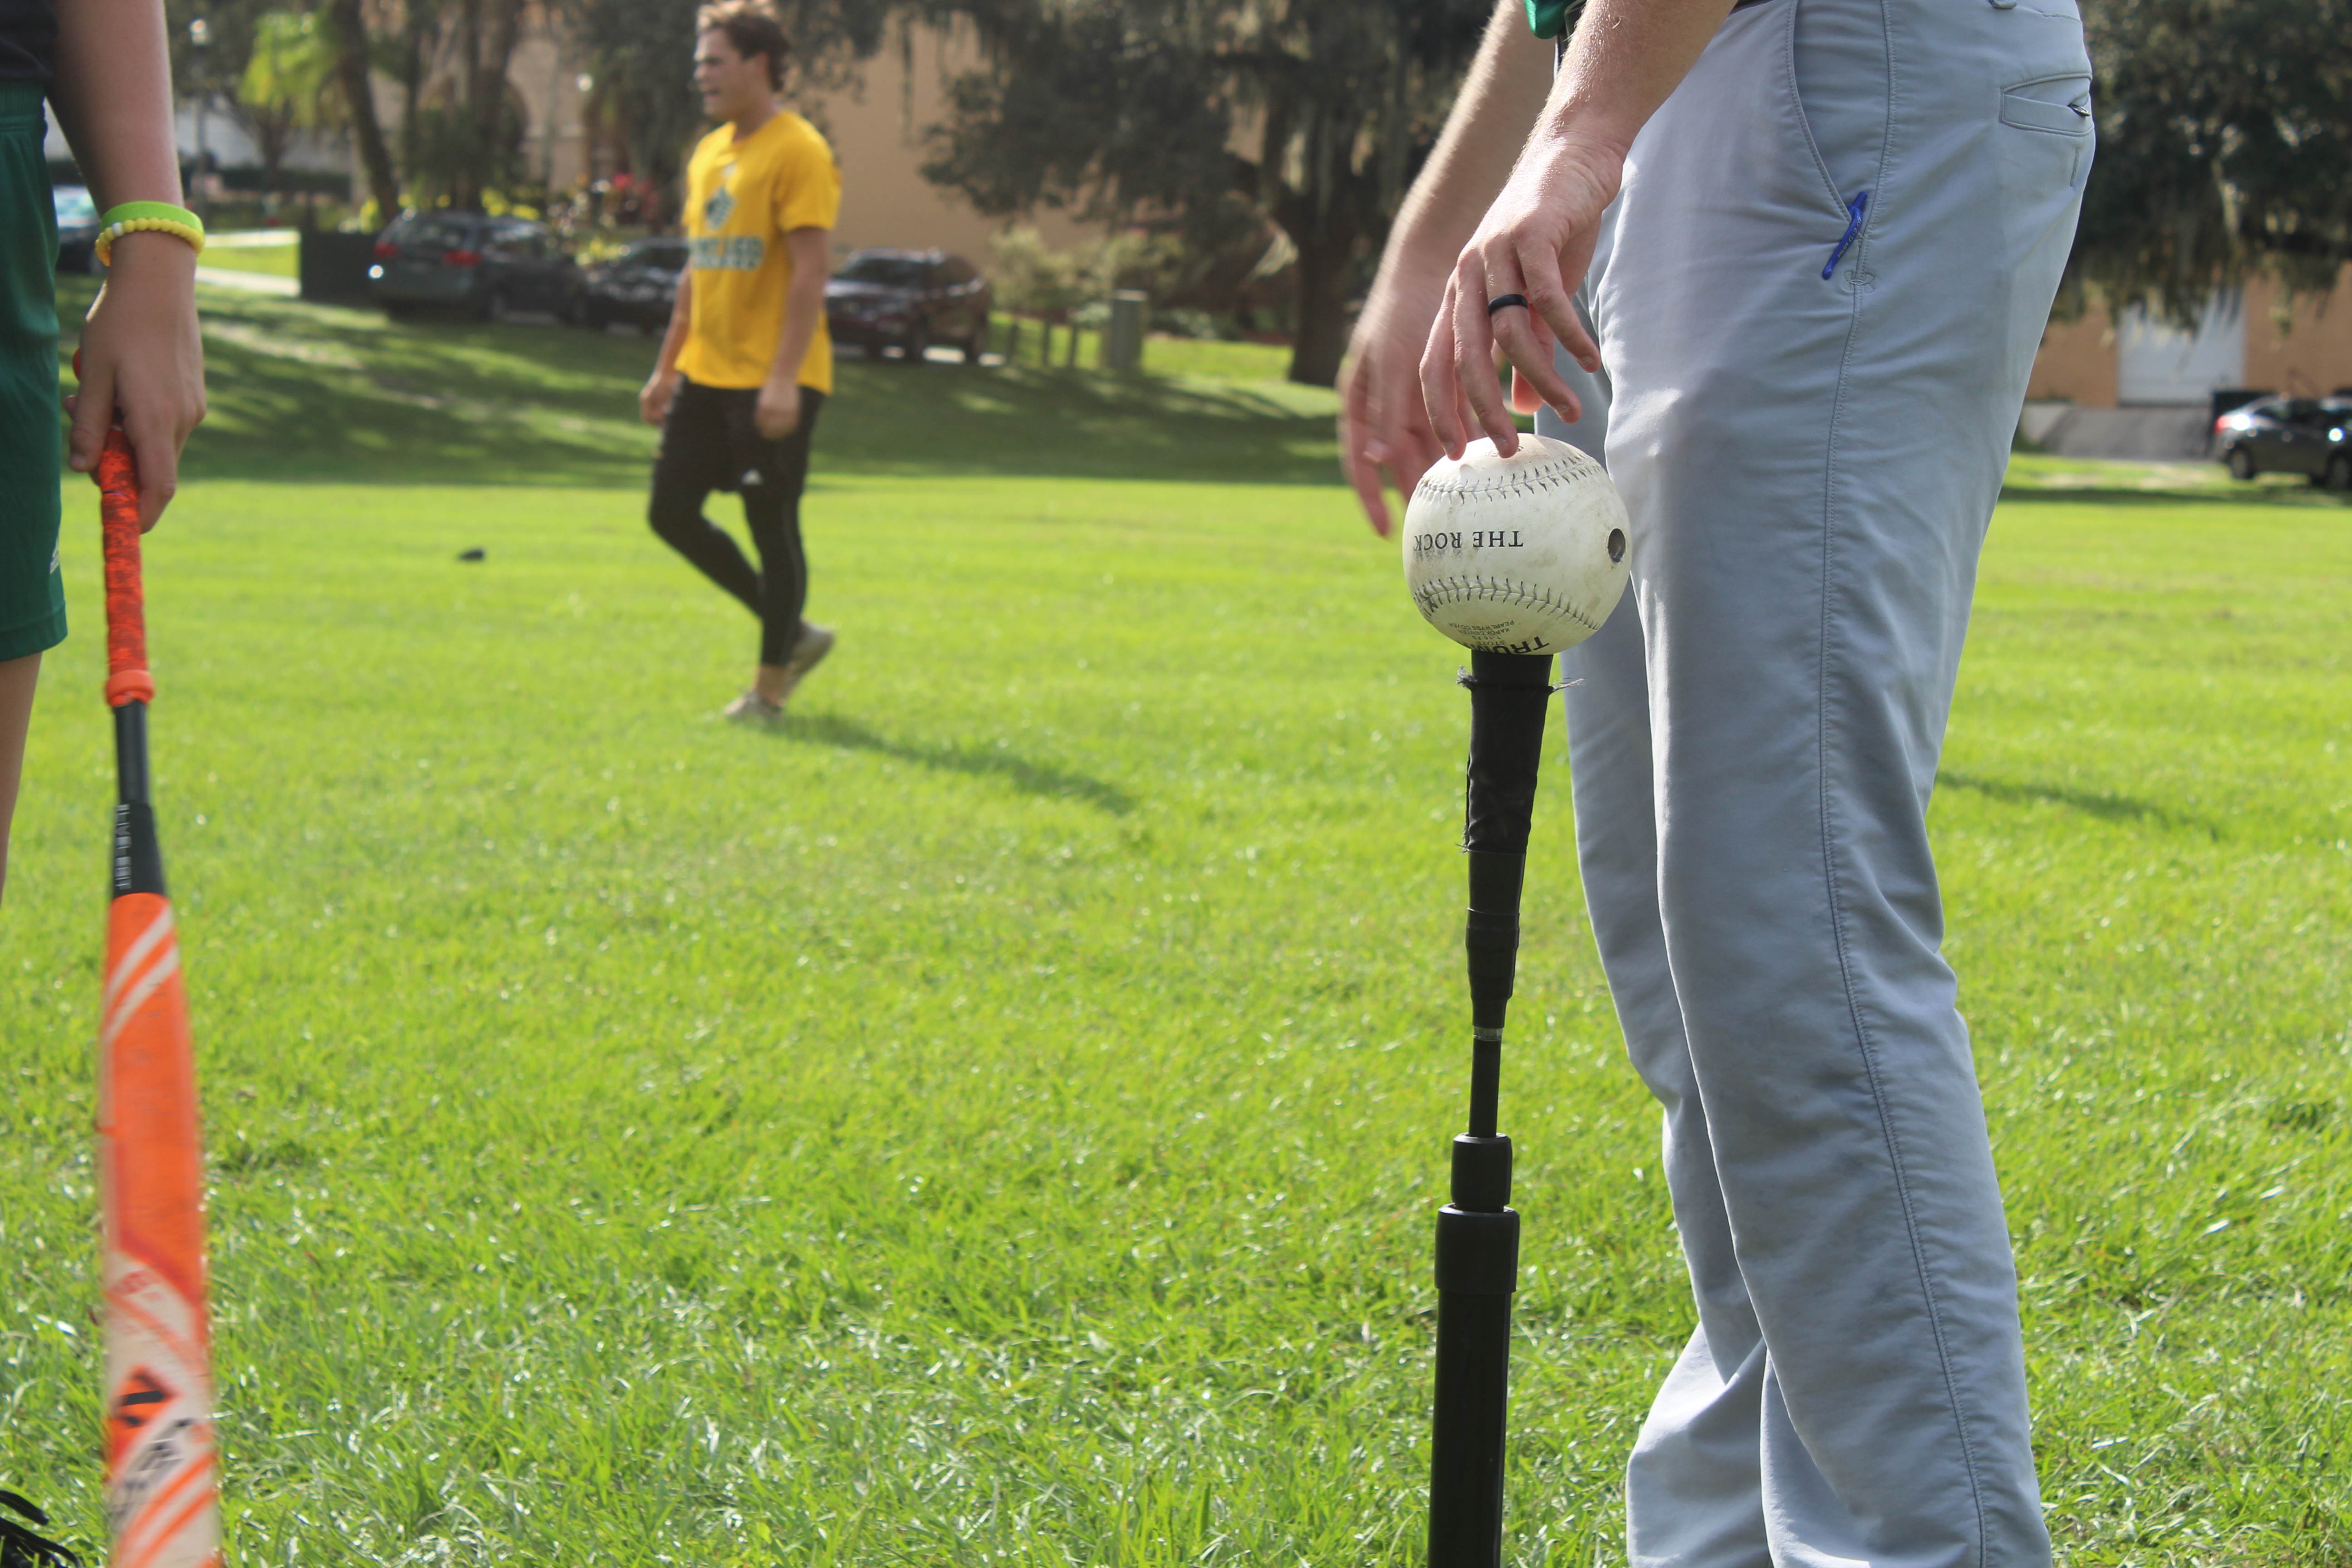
[3,285,2347,1565]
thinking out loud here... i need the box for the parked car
[580,237,688,331]
[2214,396,2352,488]
[824,248,990,362]
[369,212,585,322]
[54,185,102,274]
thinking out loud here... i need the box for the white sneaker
[722,689,786,729]
[775,622,835,700]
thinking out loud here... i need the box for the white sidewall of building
[2117,293,2247,403]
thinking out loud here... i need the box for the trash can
[299,231,380,304]
[1104,290,1148,372]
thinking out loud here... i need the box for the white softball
[1402,435,1631,656]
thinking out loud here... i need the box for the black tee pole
[1428,647,1554,1568]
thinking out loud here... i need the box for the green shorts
[0,80,66,663]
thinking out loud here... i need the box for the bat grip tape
[95,431,154,707]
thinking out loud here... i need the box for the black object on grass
[457,548,486,562]
[1427,648,1553,1568]
[0,1489,84,1568]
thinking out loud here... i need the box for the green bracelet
[95,201,207,267]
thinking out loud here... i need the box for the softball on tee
[1402,435,1632,656]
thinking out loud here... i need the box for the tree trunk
[448,0,482,208]
[232,104,294,196]
[472,0,527,196]
[1245,131,1366,387]
[329,0,402,224]
[1285,221,1356,387]
[397,21,425,181]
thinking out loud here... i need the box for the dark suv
[2214,396,2352,489]
[824,248,991,362]
[580,237,688,332]
[370,212,585,322]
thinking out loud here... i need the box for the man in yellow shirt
[639,0,840,724]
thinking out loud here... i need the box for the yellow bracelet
[95,216,208,268]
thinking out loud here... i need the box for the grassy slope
[2,285,2347,1565]
[56,281,1339,490]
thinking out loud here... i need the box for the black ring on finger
[1485,293,1531,316]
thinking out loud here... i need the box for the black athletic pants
[648,377,824,667]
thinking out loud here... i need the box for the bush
[1151,308,1221,339]
[986,226,1204,318]
[985,202,1294,335]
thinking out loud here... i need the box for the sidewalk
[2021,402,2212,461]
[194,265,300,296]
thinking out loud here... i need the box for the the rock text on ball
[1411,530,1527,555]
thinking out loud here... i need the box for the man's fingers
[1389,424,1439,501]
[1454,386,1485,460]
[1505,352,1582,422]
[1509,314,1556,413]
[117,417,176,531]
[1347,443,1394,538]
[1338,378,1394,537]
[1419,285,1470,460]
[1522,231,1602,372]
[67,363,113,475]
[1550,303,1601,376]
[1491,303,1582,418]
[1452,255,1519,455]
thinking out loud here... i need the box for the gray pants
[1531,0,2089,1562]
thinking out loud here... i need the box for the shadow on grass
[1995,483,2348,509]
[1937,770,2222,838]
[61,281,1342,490]
[779,713,1135,815]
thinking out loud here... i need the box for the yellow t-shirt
[676,112,841,393]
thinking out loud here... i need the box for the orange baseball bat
[92,426,224,1568]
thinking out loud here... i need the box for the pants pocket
[1998,73,2094,188]
[1790,0,1891,212]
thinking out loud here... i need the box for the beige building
[499,12,1098,260]
[2028,268,2352,408]
[794,24,1100,260]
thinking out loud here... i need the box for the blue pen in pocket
[1823,191,1868,281]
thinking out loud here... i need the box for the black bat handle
[112,701,167,899]
[1429,649,1552,1568]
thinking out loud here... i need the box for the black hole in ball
[1607,528,1626,564]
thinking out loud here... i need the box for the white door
[2117,293,2246,405]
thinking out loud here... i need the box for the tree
[451,0,532,208]
[2070,0,2352,325]
[570,0,705,216]
[913,0,1490,386]
[237,10,340,192]
[326,0,404,220]
[347,0,532,211]
[571,0,891,224]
